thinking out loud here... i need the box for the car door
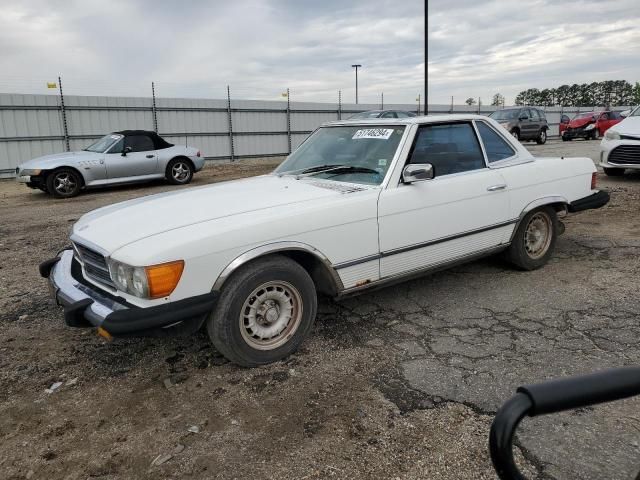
[104,135,158,179]
[377,121,511,278]
[527,109,541,139]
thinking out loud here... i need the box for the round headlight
[131,267,149,297]
[115,263,130,291]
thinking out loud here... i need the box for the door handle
[487,184,507,191]
[146,154,154,158]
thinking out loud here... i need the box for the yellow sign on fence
[47,82,57,89]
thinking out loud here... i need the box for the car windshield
[274,125,406,185]
[630,106,640,117]
[489,110,519,121]
[349,111,382,119]
[84,134,124,153]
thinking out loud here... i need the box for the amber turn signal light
[145,260,185,299]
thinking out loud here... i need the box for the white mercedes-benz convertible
[41,114,609,366]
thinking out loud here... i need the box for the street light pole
[424,0,428,115]
[351,64,362,104]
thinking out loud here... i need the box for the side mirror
[402,163,434,184]
[561,117,570,124]
[122,146,132,157]
[519,115,529,121]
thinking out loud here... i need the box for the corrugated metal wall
[0,92,630,178]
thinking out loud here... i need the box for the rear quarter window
[476,122,516,162]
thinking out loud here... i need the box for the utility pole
[381,92,384,109]
[417,94,421,115]
[351,64,362,104]
[424,0,428,115]
[58,76,70,152]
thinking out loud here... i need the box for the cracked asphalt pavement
[1,141,639,479]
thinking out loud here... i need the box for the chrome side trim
[333,219,517,270]
[337,244,508,298]
[212,241,345,292]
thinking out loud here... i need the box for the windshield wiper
[295,164,381,179]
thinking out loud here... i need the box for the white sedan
[600,106,640,176]
[40,114,609,366]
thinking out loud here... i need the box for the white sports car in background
[15,130,204,198]
[40,115,609,366]
[600,106,640,176]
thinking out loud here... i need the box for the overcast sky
[1,0,639,105]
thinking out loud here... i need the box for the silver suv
[488,107,549,144]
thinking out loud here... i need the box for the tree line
[513,80,640,107]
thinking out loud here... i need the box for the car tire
[536,129,547,144]
[505,206,558,271]
[603,167,625,176]
[562,135,571,142]
[592,129,600,140]
[45,168,83,198]
[206,255,317,367]
[166,158,194,185]
[510,129,520,141]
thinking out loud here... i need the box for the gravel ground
[1,142,639,480]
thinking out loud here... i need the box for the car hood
[568,117,594,129]
[611,116,640,136]
[72,174,374,254]
[18,151,100,170]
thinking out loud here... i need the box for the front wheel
[510,129,520,141]
[166,158,194,185]
[207,255,317,367]
[536,129,547,144]
[603,167,625,176]
[46,168,82,198]
[591,128,600,140]
[505,207,558,271]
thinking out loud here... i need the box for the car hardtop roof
[324,113,491,127]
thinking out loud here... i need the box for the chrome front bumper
[43,249,218,336]
[48,249,128,326]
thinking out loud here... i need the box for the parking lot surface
[1,141,639,479]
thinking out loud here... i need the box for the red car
[561,111,623,141]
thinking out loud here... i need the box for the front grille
[608,145,640,165]
[74,242,116,289]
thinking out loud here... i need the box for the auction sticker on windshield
[352,128,394,140]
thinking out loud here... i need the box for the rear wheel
[46,168,82,198]
[166,158,194,185]
[505,207,558,271]
[207,255,317,367]
[536,129,547,144]
[603,167,625,176]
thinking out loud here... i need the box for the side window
[395,111,410,118]
[529,109,540,121]
[537,109,546,120]
[519,109,529,120]
[108,138,124,154]
[381,111,397,118]
[560,114,570,124]
[600,112,610,121]
[409,122,486,176]
[126,135,154,152]
[476,122,516,163]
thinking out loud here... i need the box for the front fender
[212,241,344,293]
